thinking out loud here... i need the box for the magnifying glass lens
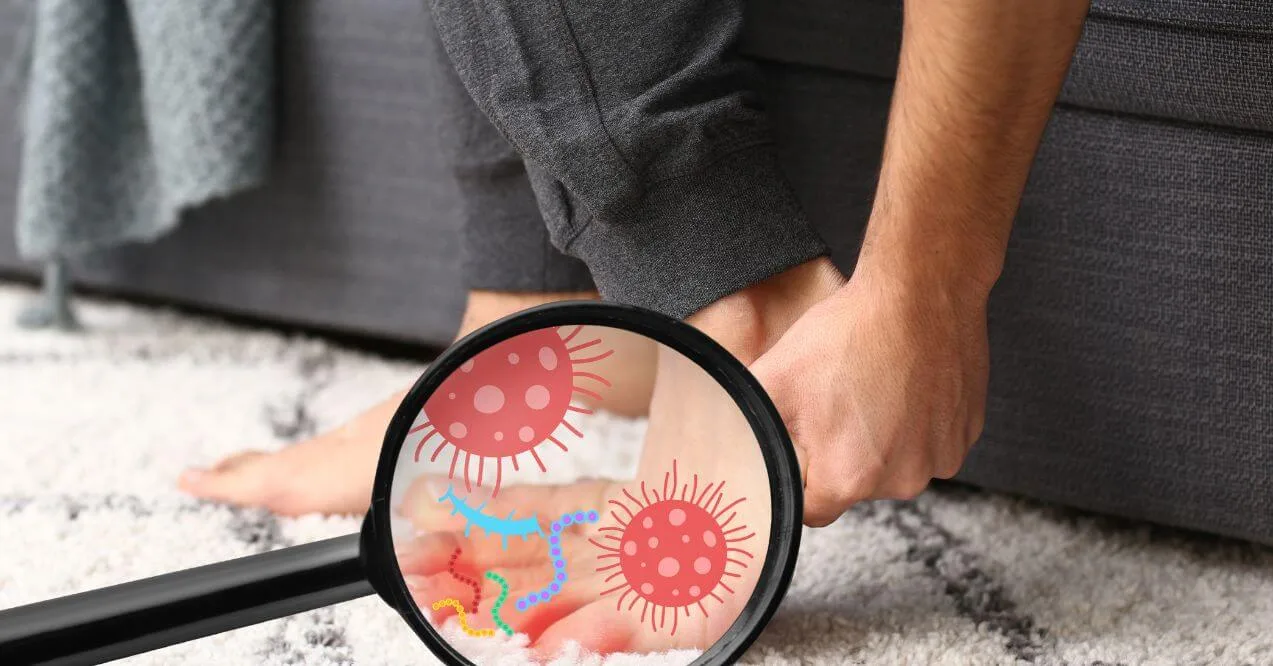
[389,324,776,663]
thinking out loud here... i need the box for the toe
[400,477,617,534]
[532,595,719,658]
[504,584,593,641]
[530,598,639,658]
[178,451,271,505]
[396,530,599,579]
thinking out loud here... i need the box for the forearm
[862,0,1090,292]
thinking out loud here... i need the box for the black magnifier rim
[366,301,801,666]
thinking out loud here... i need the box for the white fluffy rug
[2,282,1273,665]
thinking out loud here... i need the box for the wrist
[857,196,1008,303]
[687,257,845,363]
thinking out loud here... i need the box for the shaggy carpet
[1,282,1271,665]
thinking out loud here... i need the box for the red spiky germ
[590,460,755,636]
[411,326,611,496]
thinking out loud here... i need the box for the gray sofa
[2,1,1271,544]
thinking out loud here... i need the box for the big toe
[179,451,272,505]
[530,596,710,659]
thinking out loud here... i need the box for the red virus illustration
[411,326,612,496]
[590,460,756,636]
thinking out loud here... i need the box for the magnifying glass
[0,302,802,665]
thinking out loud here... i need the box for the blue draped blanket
[12,0,274,259]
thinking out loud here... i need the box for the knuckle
[803,465,874,526]
[803,485,849,527]
[848,458,887,495]
[834,468,881,508]
[888,472,931,500]
[829,466,880,509]
[803,506,838,527]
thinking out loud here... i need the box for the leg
[389,2,842,653]
[178,11,657,516]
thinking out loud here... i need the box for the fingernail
[179,469,205,484]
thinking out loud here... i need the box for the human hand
[750,250,992,526]
[747,0,1088,529]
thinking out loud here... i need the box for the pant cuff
[566,145,828,318]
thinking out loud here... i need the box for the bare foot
[178,392,403,516]
[396,350,771,657]
[392,258,841,658]
[179,290,657,516]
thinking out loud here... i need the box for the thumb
[748,351,811,494]
[753,348,853,527]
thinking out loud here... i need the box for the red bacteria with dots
[591,460,755,636]
[411,326,612,496]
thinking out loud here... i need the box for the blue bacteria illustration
[514,511,599,612]
[437,485,546,549]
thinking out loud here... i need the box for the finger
[932,455,964,480]
[931,406,969,480]
[750,358,822,525]
[963,402,987,457]
[873,453,933,501]
[801,449,885,527]
[933,430,968,480]
[755,353,884,526]
[965,337,991,452]
[530,598,638,658]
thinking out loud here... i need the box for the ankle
[686,258,845,363]
[459,289,599,336]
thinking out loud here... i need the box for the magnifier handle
[0,534,373,666]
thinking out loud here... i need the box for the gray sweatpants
[423,0,829,318]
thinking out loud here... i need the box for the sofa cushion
[742,0,1273,133]
[1093,0,1273,32]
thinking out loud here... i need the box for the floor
[1,282,1271,665]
